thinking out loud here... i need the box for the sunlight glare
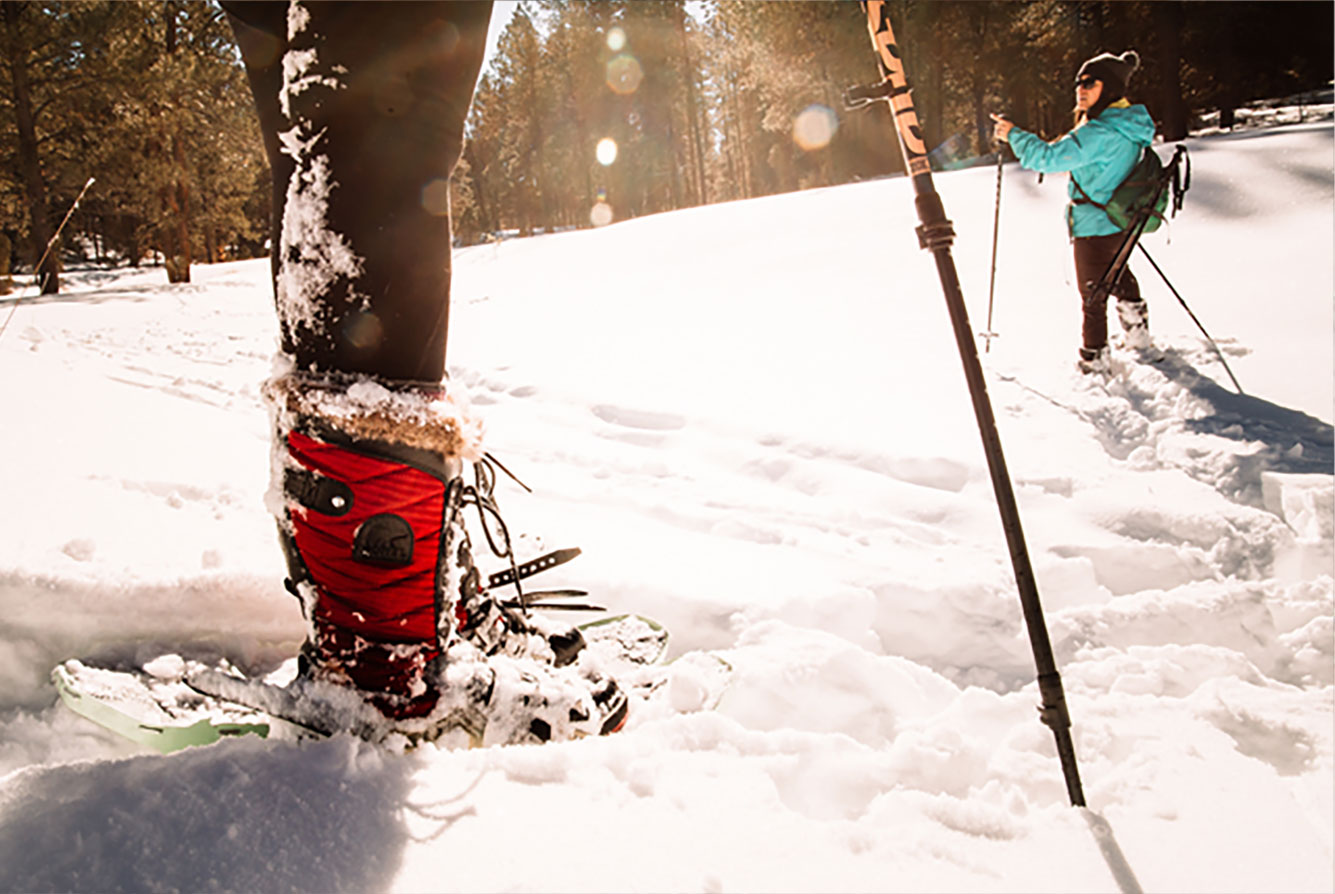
[606,27,626,52]
[596,138,618,166]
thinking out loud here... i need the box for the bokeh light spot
[792,104,839,151]
[596,138,618,166]
[420,178,451,216]
[430,20,460,55]
[606,27,626,52]
[590,202,614,227]
[343,310,384,351]
[605,54,643,95]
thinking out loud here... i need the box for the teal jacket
[1007,100,1157,238]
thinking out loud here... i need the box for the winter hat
[1076,50,1140,97]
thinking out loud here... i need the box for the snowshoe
[52,614,661,754]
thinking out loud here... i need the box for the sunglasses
[1075,76,1100,89]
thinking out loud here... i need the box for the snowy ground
[0,121,1330,893]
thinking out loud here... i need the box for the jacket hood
[1093,101,1156,148]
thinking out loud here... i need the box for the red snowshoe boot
[268,375,626,743]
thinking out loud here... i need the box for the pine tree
[0,2,113,292]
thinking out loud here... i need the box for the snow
[0,121,1331,893]
[277,0,360,338]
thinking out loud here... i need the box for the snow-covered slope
[0,122,1330,893]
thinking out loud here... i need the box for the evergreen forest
[2,0,1330,293]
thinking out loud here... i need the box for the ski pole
[0,177,96,343]
[1137,243,1243,393]
[849,6,1142,892]
[850,0,1083,808]
[982,138,1005,351]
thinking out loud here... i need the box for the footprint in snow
[591,404,686,431]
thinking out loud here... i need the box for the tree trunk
[165,132,193,282]
[2,2,59,294]
[1154,1,1189,141]
[727,76,752,199]
[675,4,707,207]
[162,2,191,283]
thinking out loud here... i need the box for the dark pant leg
[225,1,492,385]
[1073,233,1141,353]
[223,3,291,303]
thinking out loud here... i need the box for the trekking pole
[847,6,1142,892]
[981,139,1005,351]
[849,0,1080,803]
[1137,243,1243,393]
[0,177,96,344]
[1086,209,1151,315]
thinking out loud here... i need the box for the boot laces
[453,451,533,611]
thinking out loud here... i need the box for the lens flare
[605,54,643,95]
[606,27,626,52]
[596,138,618,166]
[590,202,614,227]
[792,104,839,151]
[420,178,451,216]
[342,310,384,351]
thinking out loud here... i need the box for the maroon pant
[224,2,492,384]
[1073,233,1142,353]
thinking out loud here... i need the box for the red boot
[269,376,626,743]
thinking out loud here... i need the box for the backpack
[1073,144,1190,234]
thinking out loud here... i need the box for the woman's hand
[989,113,1013,144]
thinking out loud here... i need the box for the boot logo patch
[353,514,415,566]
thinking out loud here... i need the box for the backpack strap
[1070,175,1106,210]
[1071,146,1180,231]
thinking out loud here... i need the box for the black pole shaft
[858,0,1084,807]
[1087,212,1150,312]
[1137,244,1244,394]
[983,148,1004,352]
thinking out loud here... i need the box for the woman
[991,51,1156,372]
